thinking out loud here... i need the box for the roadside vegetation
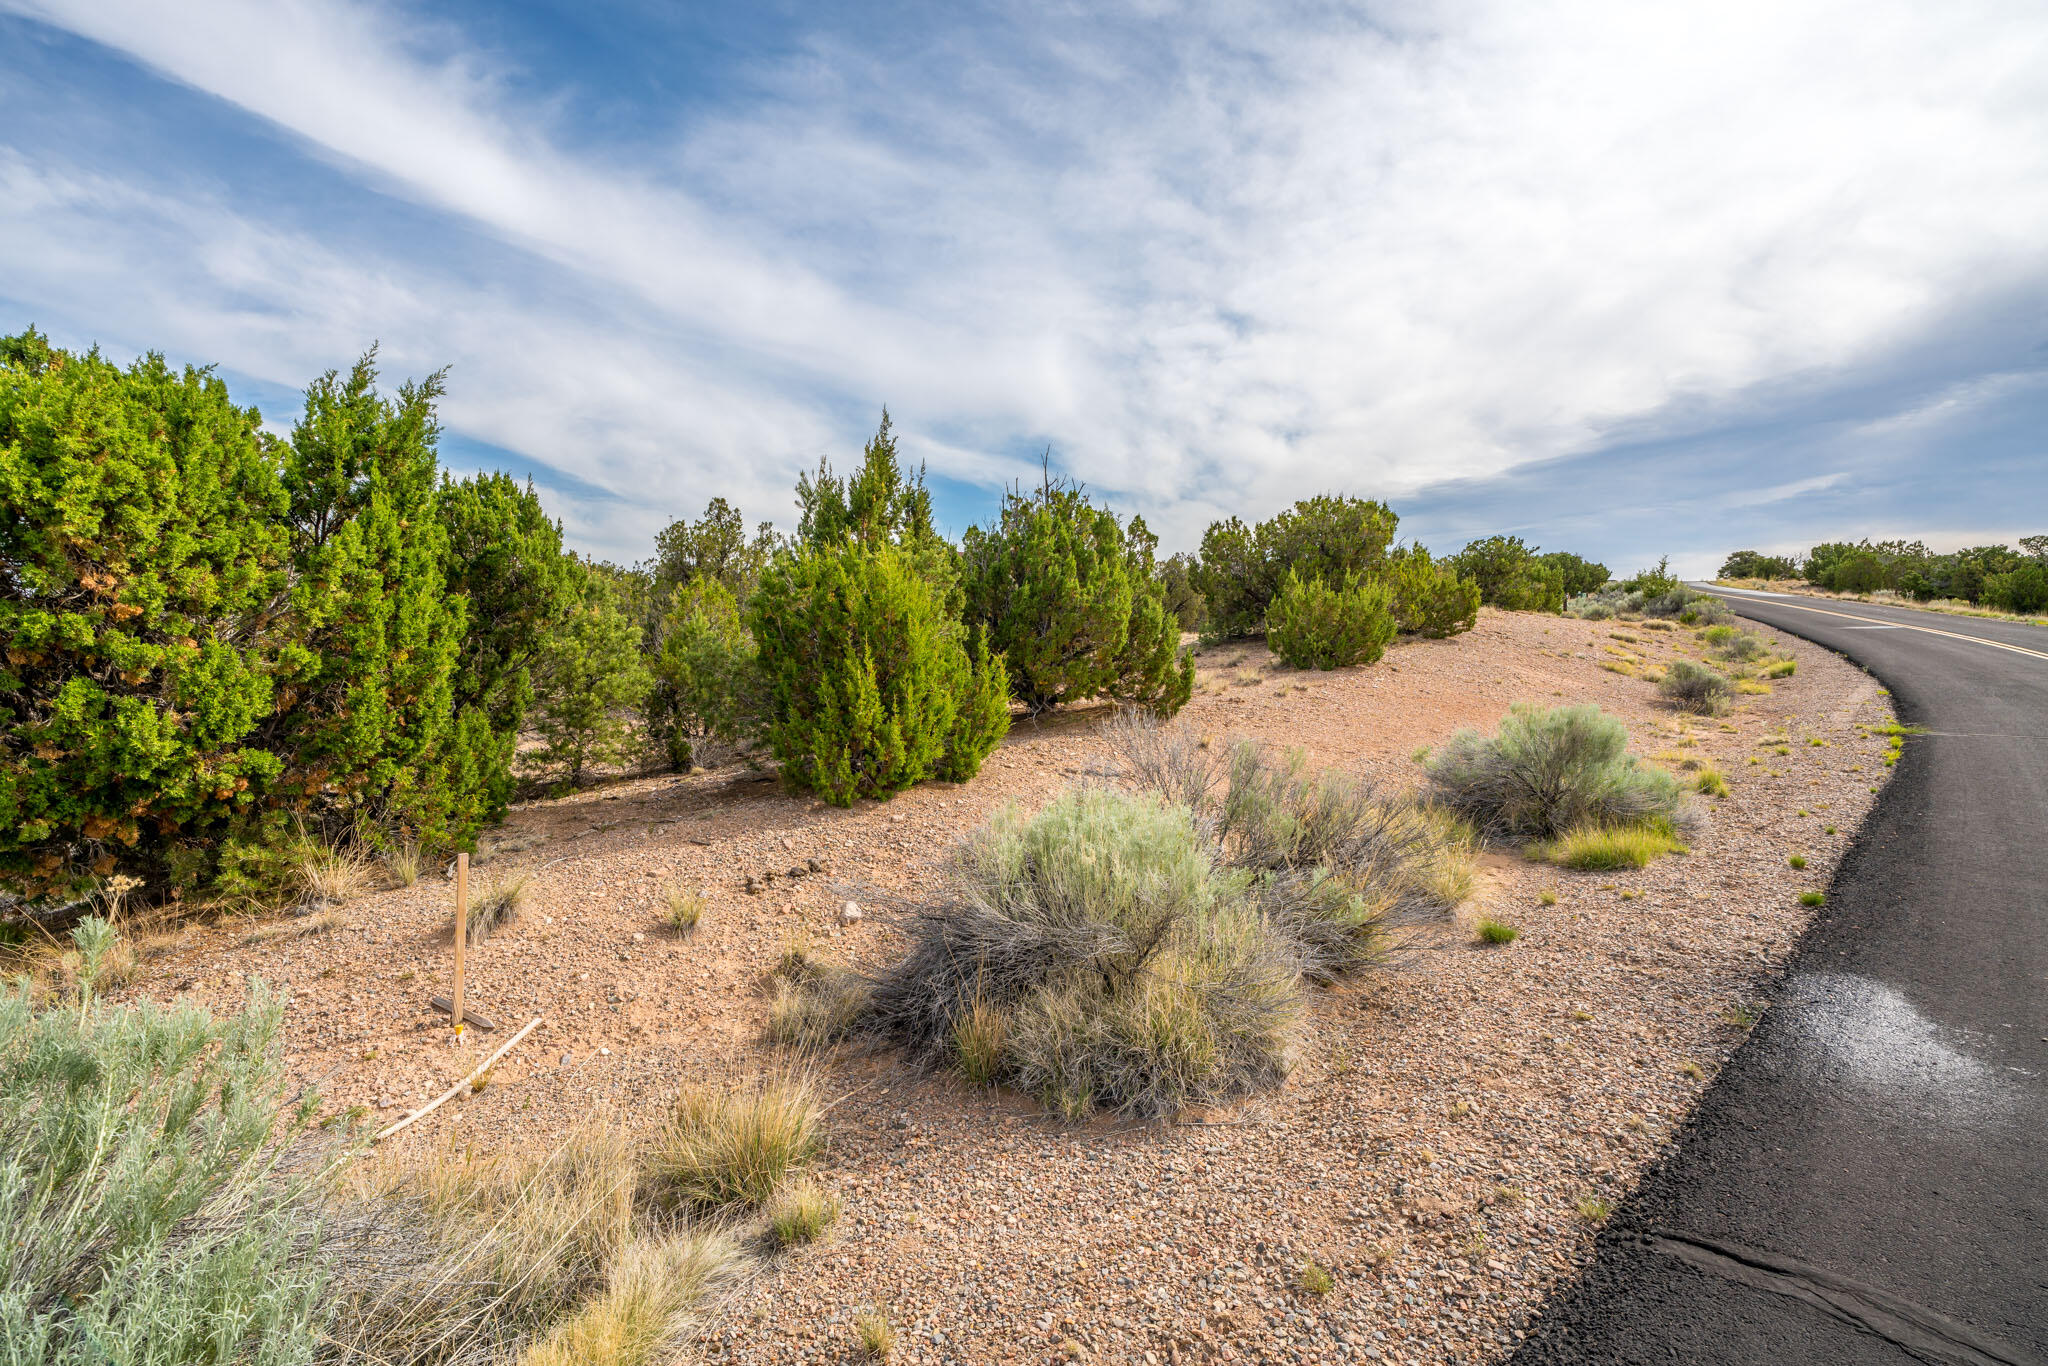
[2,913,830,1364]
[1718,537,2048,617]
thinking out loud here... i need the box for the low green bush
[1535,818,1688,869]
[1425,703,1686,837]
[645,574,759,770]
[1383,547,1481,638]
[1266,569,1396,669]
[750,543,1010,805]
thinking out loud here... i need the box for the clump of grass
[1576,1197,1613,1223]
[1764,658,1796,678]
[1824,824,1837,835]
[1426,703,1688,838]
[1658,659,1732,715]
[647,1073,823,1211]
[855,1308,896,1359]
[1475,917,1520,945]
[517,1233,737,1366]
[1735,679,1773,695]
[467,873,529,942]
[950,988,1009,1086]
[1787,854,1807,870]
[766,966,869,1048]
[1680,1060,1705,1080]
[384,831,425,888]
[298,830,374,905]
[767,1178,842,1248]
[1539,886,1559,906]
[664,886,705,935]
[1535,818,1688,871]
[1693,765,1730,798]
[1299,1259,1335,1296]
[1799,891,1826,907]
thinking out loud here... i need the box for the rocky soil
[123,608,1897,1365]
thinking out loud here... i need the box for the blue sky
[3,0,2044,576]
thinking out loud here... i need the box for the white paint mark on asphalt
[1841,625,1901,631]
[1779,972,2028,1120]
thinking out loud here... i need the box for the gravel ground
[122,608,1896,1364]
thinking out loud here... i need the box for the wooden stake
[452,851,468,1033]
[375,1015,542,1143]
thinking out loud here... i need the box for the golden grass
[1692,765,1730,798]
[467,873,528,942]
[766,968,868,1049]
[855,1308,896,1360]
[298,835,374,904]
[647,1073,823,1211]
[517,1234,735,1366]
[950,991,1008,1086]
[1412,806,1481,907]
[664,886,705,935]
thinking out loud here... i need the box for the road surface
[1513,586,2047,1365]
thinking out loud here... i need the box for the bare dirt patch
[121,608,1896,1364]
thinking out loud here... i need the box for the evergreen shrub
[1265,569,1396,669]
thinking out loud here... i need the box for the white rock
[839,901,863,926]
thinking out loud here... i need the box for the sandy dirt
[122,608,1898,1365]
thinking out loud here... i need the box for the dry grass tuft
[767,1178,842,1249]
[854,1308,896,1359]
[516,1233,737,1366]
[664,886,705,935]
[647,1073,824,1212]
[298,835,374,905]
[467,873,529,942]
[766,967,869,1049]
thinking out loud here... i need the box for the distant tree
[530,559,651,788]
[1157,552,1208,632]
[1718,550,1799,581]
[1450,536,1565,613]
[1620,556,1681,598]
[645,574,758,770]
[2020,535,2048,562]
[440,472,576,821]
[1196,495,1398,638]
[650,496,780,599]
[1538,551,1610,598]
[962,480,1192,715]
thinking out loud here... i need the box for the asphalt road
[1512,587,2048,1366]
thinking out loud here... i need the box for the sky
[2,0,2044,577]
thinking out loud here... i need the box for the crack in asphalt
[1643,1230,2045,1366]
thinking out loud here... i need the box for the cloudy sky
[3,0,2044,574]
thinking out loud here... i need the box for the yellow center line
[1710,588,2048,664]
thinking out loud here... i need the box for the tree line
[0,330,1605,902]
[1721,539,2048,614]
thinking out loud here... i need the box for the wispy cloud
[3,0,2045,564]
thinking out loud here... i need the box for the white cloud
[5,0,2046,557]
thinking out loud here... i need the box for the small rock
[787,865,806,879]
[631,932,645,943]
[839,901,863,926]
[806,857,827,873]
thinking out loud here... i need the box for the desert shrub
[467,872,528,941]
[0,929,332,1362]
[1195,495,1399,638]
[1266,569,1396,669]
[1426,704,1686,837]
[1383,546,1481,637]
[962,481,1192,715]
[1764,657,1797,678]
[794,410,961,611]
[1109,717,1465,975]
[1567,594,1618,620]
[530,561,652,787]
[1659,659,1732,714]
[1537,818,1688,869]
[1620,556,1682,598]
[645,574,759,770]
[1705,627,1769,663]
[863,788,1299,1118]
[1448,535,1566,614]
[647,1073,823,1211]
[440,472,578,823]
[1476,917,1520,944]
[750,544,1009,805]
